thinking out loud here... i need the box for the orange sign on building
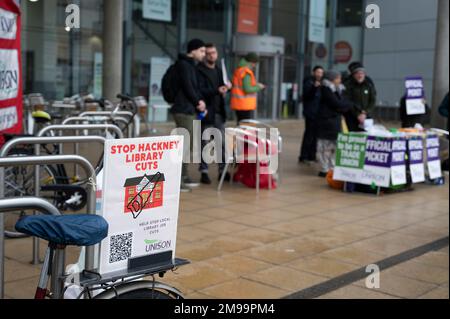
[237,0,260,34]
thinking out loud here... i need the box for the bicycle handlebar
[85,98,106,109]
[116,94,134,101]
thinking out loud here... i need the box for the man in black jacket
[171,39,207,189]
[197,43,230,184]
[299,65,324,163]
[343,62,376,131]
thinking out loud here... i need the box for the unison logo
[144,239,172,252]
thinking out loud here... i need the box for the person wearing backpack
[167,38,207,190]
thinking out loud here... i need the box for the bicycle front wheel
[93,280,184,299]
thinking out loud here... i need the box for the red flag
[0,0,22,146]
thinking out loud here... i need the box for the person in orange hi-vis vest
[231,52,266,124]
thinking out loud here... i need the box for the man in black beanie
[343,61,377,131]
[171,38,207,190]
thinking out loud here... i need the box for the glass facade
[21,0,103,99]
[20,0,365,120]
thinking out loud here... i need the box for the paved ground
[3,120,449,299]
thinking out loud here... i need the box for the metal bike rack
[0,197,61,299]
[37,124,124,139]
[60,118,128,165]
[80,111,140,138]
[0,156,96,272]
[37,125,122,180]
[62,116,129,126]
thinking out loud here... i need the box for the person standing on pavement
[439,92,449,171]
[171,38,207,190]
[197,43,231,184]
[299,65,324,163]
[230,52,266,124]
[316,70,362,177]
[343,62,376,131]
[399,94,430,128]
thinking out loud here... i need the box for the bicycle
[1,94,143,238]
[8,199,188,299]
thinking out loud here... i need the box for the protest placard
[99,136,183,274]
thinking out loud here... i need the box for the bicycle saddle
[15,214,108,246]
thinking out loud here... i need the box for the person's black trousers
[299,117,318,161]
[235,110,255,125]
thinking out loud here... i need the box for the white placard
[309,0,327,43]
[410,163,425,183]
[0,49,19,100]
[427,161,442,180]
[391,165,407,186]
[99,136,183,274]
[406,98,426,115]
[143,0,172,22]
[361,166,391,188]
[221,58,231,87]
[0,8,17,40]
[0,105,17,130]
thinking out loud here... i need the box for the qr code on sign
[109,232,133,263]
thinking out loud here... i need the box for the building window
[337,0,363,27]
[188,0,224,31]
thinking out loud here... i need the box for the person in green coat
[343,63,377,131]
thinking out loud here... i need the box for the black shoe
[318,172,327,178]
[218,172,231,182]
[183,176,200,188]
[201,173,212,185]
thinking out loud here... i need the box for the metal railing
[79,111,139,138]
[0,197,61,299]
[37,124,124,139]
[0,155,96,269]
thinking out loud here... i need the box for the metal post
[431,0,449,128]
[123,0,133,95]
[51,246,66,299]
[223,0,233,67]
[360,0,368,63]
[70,0,81,95]
[177,0,187,54]
[265,0,273,35]
[328,0,338,70]
[103,0,124,102]
[0,197,61,299]
[297,0,308,119]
